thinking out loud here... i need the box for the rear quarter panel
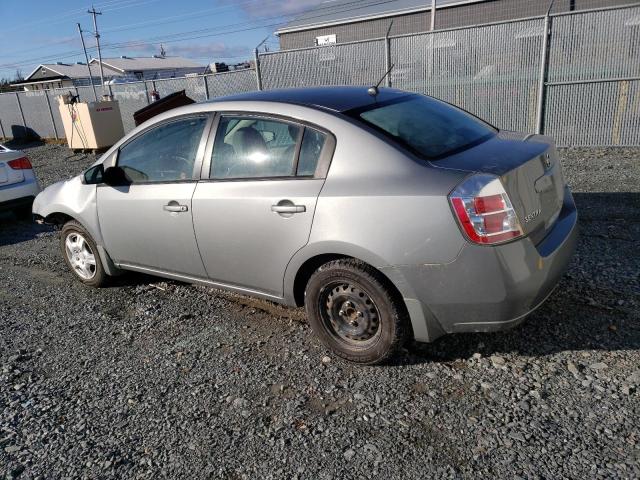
[284,115,468,301]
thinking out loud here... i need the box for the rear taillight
[449,174,523,245]
[8,156,32,170]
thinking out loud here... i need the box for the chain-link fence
[260,39,387,89]
[388,18,544,134]
[0,4,638,147]
[0,69,257,141]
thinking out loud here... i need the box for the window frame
[115,113,214,185]
[201,111,336,182]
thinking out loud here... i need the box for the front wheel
[304,259,409,364]
[60,220,108,287]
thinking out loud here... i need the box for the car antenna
[368,64,394,97]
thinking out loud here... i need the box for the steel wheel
[64,232,97,280]
[318,281,382,347]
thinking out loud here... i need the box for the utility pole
[77,23,98,101]
[88,6,107,97]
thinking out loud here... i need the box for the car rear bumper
[384,186,578,342]
[0,176,41,207]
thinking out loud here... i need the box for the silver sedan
[33,87,578,364]
[0,144,41,219]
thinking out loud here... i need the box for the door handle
[163,203,188,213]
[271,204,306,214]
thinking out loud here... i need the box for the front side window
[117,116,207,183]
[347,94,496,160]
[211,116,301,179]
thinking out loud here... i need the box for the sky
[0,0,321,79]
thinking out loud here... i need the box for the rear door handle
[271,204,306,214]
[163,203,188,213]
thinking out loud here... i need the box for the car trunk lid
[0,150,26,186]
[433,131,565,245]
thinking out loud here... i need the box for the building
[208,61,252,73]
[276,0,636,50]
[13,56,207,91]
[12,62,122,91]
[90,55,206,81]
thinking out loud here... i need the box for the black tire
[304,258,409,364]
[13,203,33,221]
[60,220,109,287]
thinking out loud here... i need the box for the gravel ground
[1,143,639,479]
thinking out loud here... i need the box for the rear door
[97,115,211,277]
[192,114,334,297]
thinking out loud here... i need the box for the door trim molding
[117,262,285,302]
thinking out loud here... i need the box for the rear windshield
[346,94,496,160]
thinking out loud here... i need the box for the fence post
[0,118,5,140]
[430,0,436,30]
[536,10,553,134]
[143,81,151,104]
[44,93,59,140]
[385,21,394,87]
[203,75,210,100]
[254,48,263,91]
[15,93,27,135]
[253,35,270,91]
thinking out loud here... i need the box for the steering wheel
[158,154,193,180]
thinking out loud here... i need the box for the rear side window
[297,128,327,176]
[117,117,207,183]
[211,116,302,179]
[348,95,496,160]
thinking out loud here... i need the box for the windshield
[347,94,496,160]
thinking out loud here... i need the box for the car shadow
[1,191,637,364]
[0,213,53,247]
[392,191,640,365]
[107,271,162,288]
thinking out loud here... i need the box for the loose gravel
[1,142,639,479]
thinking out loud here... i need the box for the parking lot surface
[1,143,639,479]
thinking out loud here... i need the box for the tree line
[0,70,24,93]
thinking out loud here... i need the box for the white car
[0,144,41,219]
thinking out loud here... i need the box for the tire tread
[305,258,409,365]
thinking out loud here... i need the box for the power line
[2,0,255,59]
[0,0,401,73]
[0,0,159,35]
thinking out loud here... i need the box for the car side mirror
[83,164,104,185]
[103,166,130,187]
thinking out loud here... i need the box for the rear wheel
[60,220,108,287]
[304,259,408,364]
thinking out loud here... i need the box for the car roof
[208,86,412,113]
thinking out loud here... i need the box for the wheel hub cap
[64,232,97,280]
[323,283,380,343]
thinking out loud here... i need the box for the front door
[97,115,210,277]
[192,114,333,297]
